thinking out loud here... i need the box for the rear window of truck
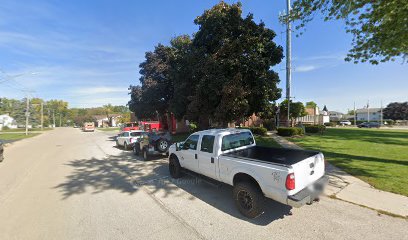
[221,132,254,151]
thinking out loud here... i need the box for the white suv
[339,120,352,126]
[116,130,145,150]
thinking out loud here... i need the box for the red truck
[121,121,161,132]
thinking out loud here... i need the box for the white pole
[367,100,370,122]
[25,96,29,136]
[354,102,356,126]
[286,0,292,127]
[380,100,383,125]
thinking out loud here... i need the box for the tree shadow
[54,151,292,225]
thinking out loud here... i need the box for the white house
[356,108,382,121]
[328,111,344,121]
[0,114,18,130]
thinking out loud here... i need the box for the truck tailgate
[291,153,325,194]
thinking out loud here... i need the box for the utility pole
[354,102,357,126]
[25,97,30,136]
[59,113,62,127]
[41,102,44,130]
[53,110,56,128]
[380,100,383,125]
[367,100,370,122]
[286,0,292,127]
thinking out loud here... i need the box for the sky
[0,0,407,113]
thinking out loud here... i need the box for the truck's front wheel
[169,155,182,179]
[233,182,264,218]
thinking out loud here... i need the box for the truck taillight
[286,173,295,190]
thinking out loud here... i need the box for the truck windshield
[221,132,254,151]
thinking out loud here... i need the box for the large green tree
[129,2,283,128]
[188,2,283,127]
[289,0,408,64]
[383,102,408,120]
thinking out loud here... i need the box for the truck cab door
[197,135,217,179]
[178,134,199,172]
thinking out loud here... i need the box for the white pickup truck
[168,128,327,218]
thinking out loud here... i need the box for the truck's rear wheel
[169,155,182,179]
[133,145,140,156]
[233,182,264,218]
[142,149,149,161]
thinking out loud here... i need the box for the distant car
[339,120,352,126]
[0,140,4,162]
[358,122,380,128]
[116,130,146,150]
[83,122,95,132]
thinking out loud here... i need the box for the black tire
[133,145,140,156]
[124,142,128,150]
[233,182,264,219]
[142,148,149,161]
[169,155,182,179]
[156,138,169,153]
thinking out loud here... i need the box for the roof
[194,128,251,136]
[356,108,381,113]
[328,111,344,115]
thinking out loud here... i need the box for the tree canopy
[289,0,408,64]
[383,102,408,120]
[129,2,283,128]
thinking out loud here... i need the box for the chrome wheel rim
[238,190,253,210]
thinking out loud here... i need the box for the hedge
[277,127,304,136]
[250,127,267,136]
[305,125,326,134]
[239,126,268,136]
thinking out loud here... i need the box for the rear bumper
[287,175,328,208]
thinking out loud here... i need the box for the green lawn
[98,127,120,132]
[0,128,52,132]
[289,128,408,196]
[0,133,40,142]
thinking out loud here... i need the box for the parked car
[168,129,327,218]
[133,131,171,160]
[339,120,352,126]
[0,140,4,162]
[116,130,146,150]
[358,122,380,128]
[83,122,95,132]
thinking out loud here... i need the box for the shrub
[324,122,337,127]
[305,125,326,134]
[277,127,304,136]
[2,126,10,130]
[249,127,267,136]
[262,119,274,131]
[189,123,198,133]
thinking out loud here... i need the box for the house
[93,114,122,128]
[328,111,344,121]
[0,114,18,130]
[295,105,329,125]
[356,108,382,121]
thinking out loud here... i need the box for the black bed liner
[222,146,319,166]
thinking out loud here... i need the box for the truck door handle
[195,154,197,159]
[211,157,214,163]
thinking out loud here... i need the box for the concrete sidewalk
[267,132,408,218]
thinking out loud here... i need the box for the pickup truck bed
[222,146,319,166]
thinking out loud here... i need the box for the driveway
[0,128,406,240]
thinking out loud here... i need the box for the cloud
[294,65,318,72]
[73,87,129,95]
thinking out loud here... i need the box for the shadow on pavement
[54,151,292,225]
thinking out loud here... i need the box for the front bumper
[287,175,328,208]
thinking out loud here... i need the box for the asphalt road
[0,128,406,240]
